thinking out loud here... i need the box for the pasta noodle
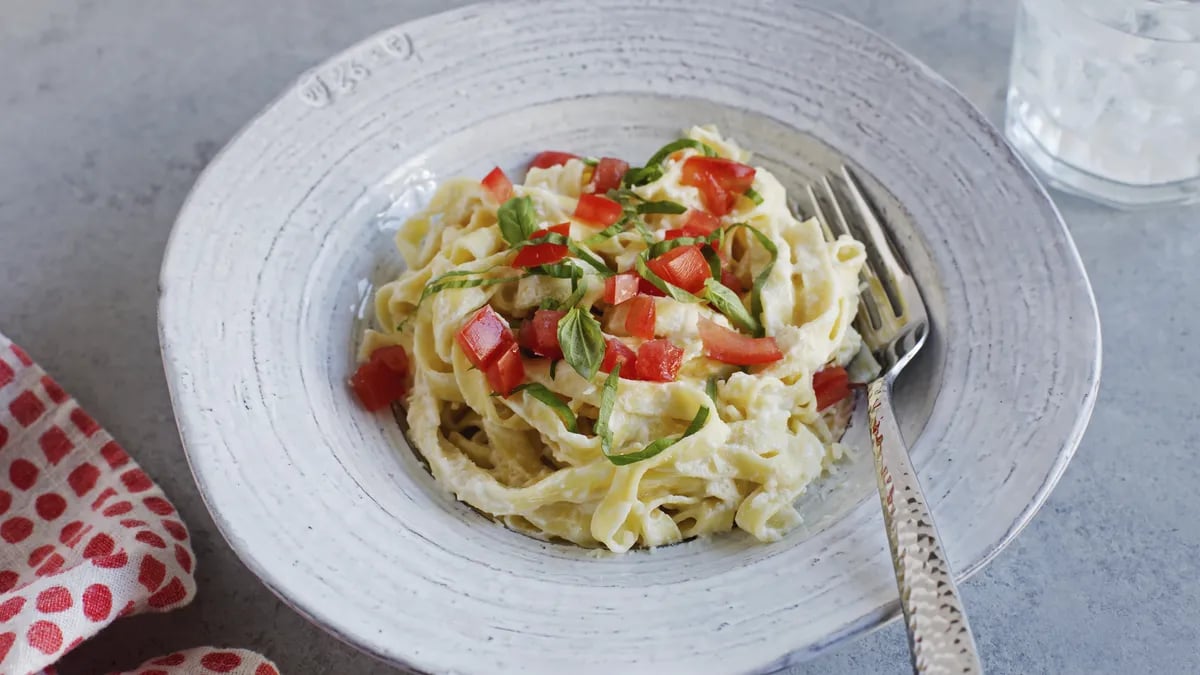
[358,126,876,552]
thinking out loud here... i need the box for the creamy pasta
[354,126,876,552]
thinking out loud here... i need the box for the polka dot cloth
[0,335,278,674]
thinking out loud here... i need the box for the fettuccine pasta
[353,126,876,552]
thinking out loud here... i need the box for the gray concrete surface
[2,1,1197,673]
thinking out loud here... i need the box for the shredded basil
[497,196,537,245]
[744,187,764,205]
[701,244,722,279]
[420,272,521,301]
[583,157,599,167]
[595,364,620,456]
[549,359,560,379]
[557,307,606,380]
[621,165,664,188]
[704,278,761,335]
[516,232,613,277]
[644,233,717,260]
[724,223,779,338]
[527,262,584,280]
[634,254,702,303]
[605,406,710,466]
[644,139,718,167]
[706,376,719,403]
[511,383,577,432]
[584,216,629,245]
[636,200,687,215]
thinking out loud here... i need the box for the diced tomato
[455,305,515,370]
[604,273,639,305]
[646,245,711,294]
[697,317,783,366]
[590,157,629,194]
[481,166,513,202]
[681,157,756,216]
[600,337,638,378]
[635,339,684,382]
[813,366,851,411]
[638,275,666,297]
[624,296,656,339]
[350,345,411,411]
[680,209,722,235]
[530,151,580,170]
[573,194,624,227]
[512,222,570,267]
[484,342,525,396]
[517,309,566,359]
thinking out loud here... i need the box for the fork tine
[815,176,886,330]
[832,167,910,319]
[838,166,909,279]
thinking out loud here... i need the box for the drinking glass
[1006,0,1200,208]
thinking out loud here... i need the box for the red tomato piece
[517,309,566,359]
[624,296,656,339]
[646,245,711,294]
[350,345,410,411]
[455,305,515,369]
[530,151,580,170]
[512,222,570,267]
[604,273,639,305]
[681,157,756,216]
[600,337,638,378]
[813,366,851,411]
[573,194,624,227]
[481,166,513,202]
[697,317,783,366]
[635,339,684,382]
[485,342,525,395]
[680,209,722,235]
[590,157,629,194]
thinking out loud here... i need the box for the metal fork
[806,168,982,674]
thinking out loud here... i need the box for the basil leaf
[515,232,614,277]
[621,165,664,188]
[644,233,716,260]
[606,406,710,466]
[644,139,718,167]
[634,254,702,303]
[549,359,560,379]
[497,196,537,246]
[527,262,584,279]
[606,188,645,203]
[631,216,656,244]
[584,216,629,245]
[511,383,578,432]
[724,223,779,338]
[706,376,719,403]
[561,275,588,308]
[596,364,620,456]
[636,200,687,215]
[703,278,761,335]
[557,307,605,380]
[566,242,614,277]
[744,187,764,205]
[420,273,521,301]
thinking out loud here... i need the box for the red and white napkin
[0,333,279,675]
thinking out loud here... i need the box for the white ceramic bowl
[159,2,1101,673]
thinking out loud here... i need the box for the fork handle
[867,379,982,674]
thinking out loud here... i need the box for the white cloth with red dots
[0,333,279,675]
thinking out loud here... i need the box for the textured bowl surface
[159,1,1100,673]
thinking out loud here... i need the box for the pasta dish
[350,126,876,552]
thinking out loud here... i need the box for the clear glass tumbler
[1006,0,1200,208]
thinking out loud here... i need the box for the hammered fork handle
[868,379,982,674]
